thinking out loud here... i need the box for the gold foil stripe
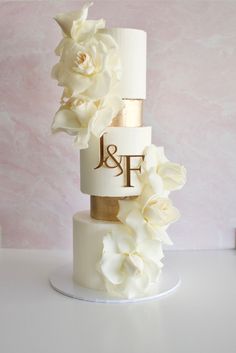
[110,99,143,127]
[90,195,137,222]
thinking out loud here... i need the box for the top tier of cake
[99,28,147,99]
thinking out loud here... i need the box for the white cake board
[49,263,181,304]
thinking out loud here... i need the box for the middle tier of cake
[80,126,152,197]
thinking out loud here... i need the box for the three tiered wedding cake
[51,2,186,299]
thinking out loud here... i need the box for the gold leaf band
[90,195,137,222]
[110,99,143,127]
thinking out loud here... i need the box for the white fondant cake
[51,2,186,299]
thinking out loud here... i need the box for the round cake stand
[49,263,181,304]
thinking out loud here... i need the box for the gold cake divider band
[90,195,137,222]
[110,99,143,127]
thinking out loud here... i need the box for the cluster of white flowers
[98,145,186,298]
[51,2,123,149]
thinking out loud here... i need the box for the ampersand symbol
[104,144,123,176]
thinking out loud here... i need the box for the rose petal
[128,254,144,274]
[124,208,147,240]
[146,168,164,195]
[54,38,67,56]
[100,253,125,285]
[138,239,164,265]
[58,66,92,96]
[51,62,61,80]
[144,259,162,282]
[142,144,169,174]
[95,32,119,50]
[117,199,138,224]
[54,2,93,37]
[115,229,134,254]
[54,12,82,37]
[83,70,111,99]
[51,109,80,135]
[73,99,97,127]
[73,128,91,149]
[138,185,157,212]
[90,106,113,137]
[158,162,187,191]
[71,19,105,42]
[156,228,173,245]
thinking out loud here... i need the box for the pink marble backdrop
[0,1,236,249]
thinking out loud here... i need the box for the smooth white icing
[80,126,152,196]
[99,28,146,99]
[73,211,124,290]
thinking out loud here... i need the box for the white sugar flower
[51,94,123,149]
[98,227,164,298]
[141,144,187,196]
[54,2,105,43]
[52,35,121,100]
[118,185,180,244]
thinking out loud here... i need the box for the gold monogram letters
[94,133,144,187]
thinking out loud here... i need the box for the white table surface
[0,249,235,353]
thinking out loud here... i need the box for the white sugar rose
[141,144,186,195]
[54,2,105,43]
[118,186,180,244]
[52,36,121,100]
[98,227,164,298]
[51,94,123,149]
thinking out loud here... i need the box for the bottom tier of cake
[73,210,166,299]
[73,211,124,291]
